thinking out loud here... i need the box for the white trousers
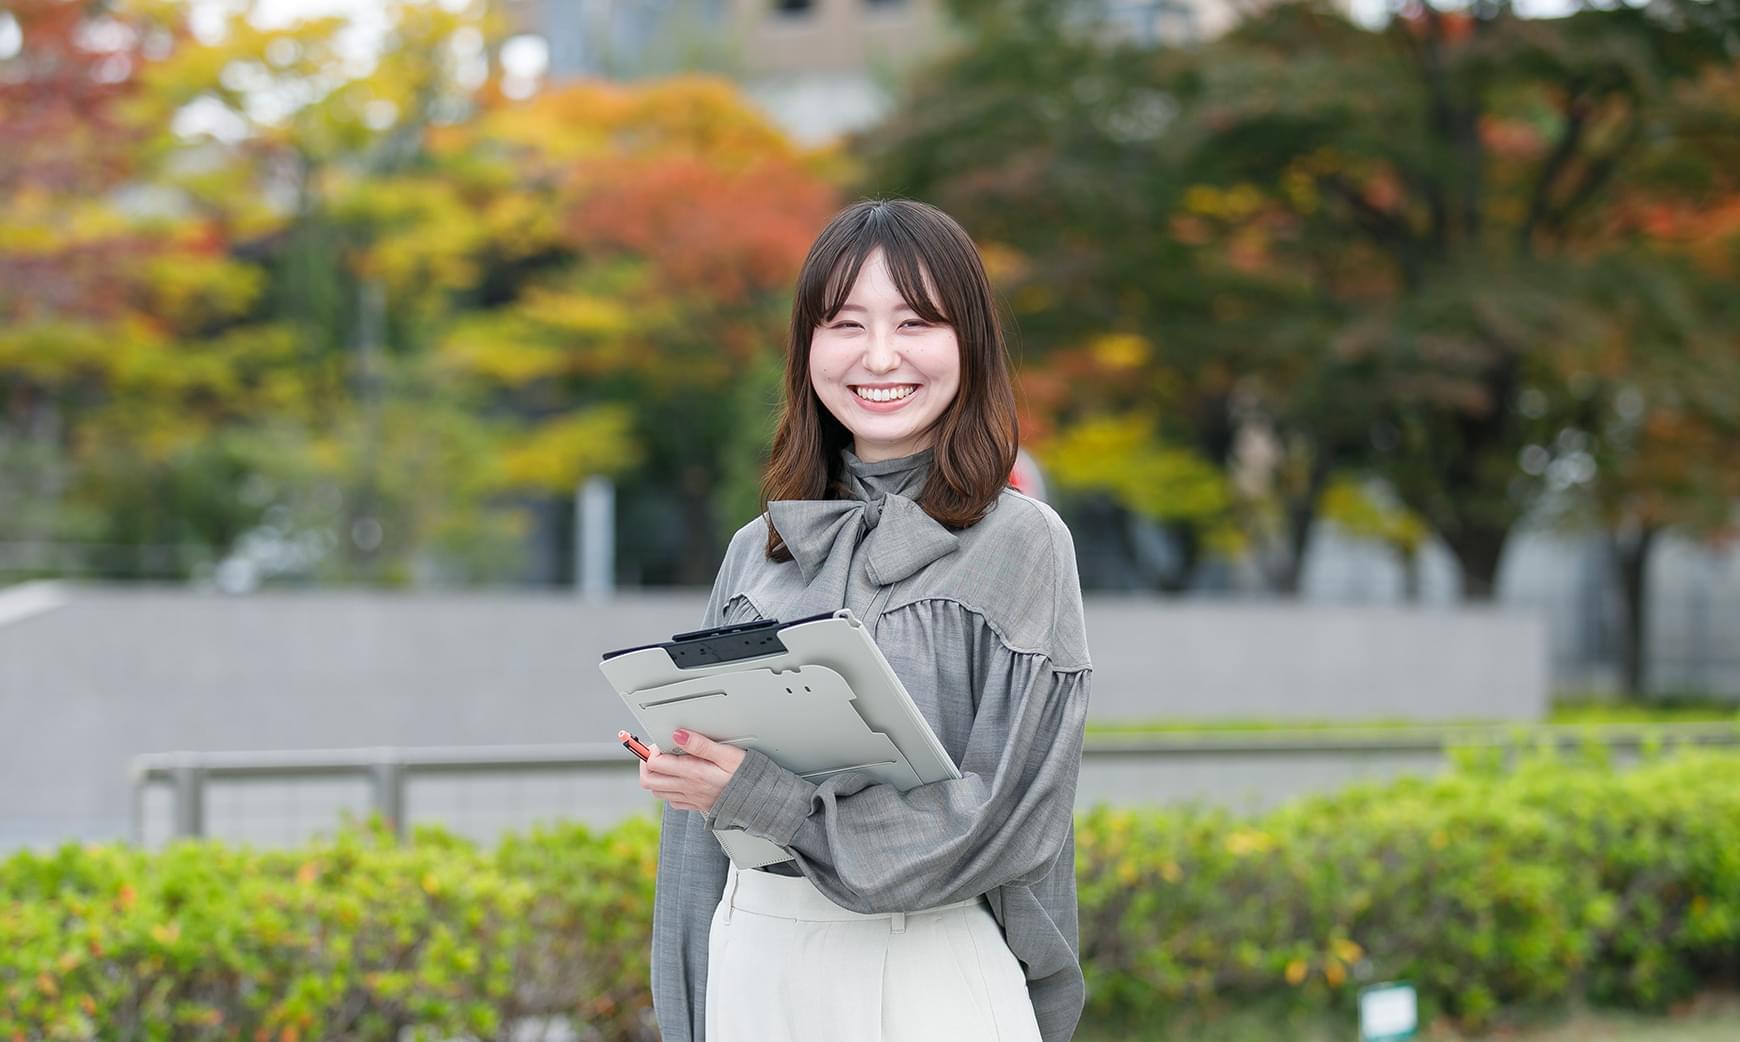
[705,862,1044,1042]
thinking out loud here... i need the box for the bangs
[804,212,954,328]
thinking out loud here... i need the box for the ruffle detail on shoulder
[883,570,1085,678]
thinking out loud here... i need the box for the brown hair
[761,198,1019,563]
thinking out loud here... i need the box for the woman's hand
[638,729,747,815]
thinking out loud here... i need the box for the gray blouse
[650,444,1093,1042]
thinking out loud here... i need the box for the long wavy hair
[761,198,1019,563]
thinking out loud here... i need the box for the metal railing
[129,742,634,845]
[130,722,1740,845]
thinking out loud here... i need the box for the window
[773,0,815,14]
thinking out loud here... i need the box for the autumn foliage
[0,2,839,585]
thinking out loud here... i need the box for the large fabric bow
[766,490,960,587]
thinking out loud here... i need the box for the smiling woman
[638,199,1091,1042]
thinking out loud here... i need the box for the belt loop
[890,911,906,934]
[722,866,741,925]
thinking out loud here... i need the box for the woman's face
[808,246,962,464]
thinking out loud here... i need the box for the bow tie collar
[766,447,960,587]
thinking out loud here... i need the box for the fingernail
[673,729,690,745]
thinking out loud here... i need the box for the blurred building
[499,0,1241,143]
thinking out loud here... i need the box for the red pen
[618,730,652,761]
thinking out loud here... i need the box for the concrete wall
[1082,597,1546,722]
[0,583,1546,853]
[1303,522,1740,697]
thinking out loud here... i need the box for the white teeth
[855,385,916,402]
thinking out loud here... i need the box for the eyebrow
[835,303,918,313]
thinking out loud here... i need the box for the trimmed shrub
[1077,742,1740,1028]
[0,817,660,1042]
[3,743,1736,1040]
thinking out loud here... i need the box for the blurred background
[2,0,1739,1039]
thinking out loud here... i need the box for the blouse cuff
[706,747,817,846]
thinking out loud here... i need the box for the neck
[849,436,935,464]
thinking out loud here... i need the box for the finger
[645,753,703,780]
[645,778,695,798]
[671,728,726,762]
[647,743,697,773]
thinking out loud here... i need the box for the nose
[863,327,900,374]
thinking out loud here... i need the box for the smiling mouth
[851,384,920,402]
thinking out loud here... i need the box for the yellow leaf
[1038,415,1231,524]
[518,287,637,338]
[493,406,641,492]
[1088,332,1151,370]
[1285,959,1308,986]
[1184,184,1224,217]
[977,241,1029,284]
[1224,828,1275,857]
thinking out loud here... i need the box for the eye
[830,320,861,330]
[902,320,929,329]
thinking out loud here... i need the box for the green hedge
[1078,742,1740,1027]
[0,818,661,1042]
[4,744,1737,1041]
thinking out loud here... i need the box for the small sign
[1358,981,1418,1042]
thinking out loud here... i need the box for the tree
[0,0,274,578]
[856,0,1740,609]
[857,1,1259,589]
[429,77,840,583]
[4,0,845,587]
[1037,409,1240,591]
[1321,476,1432,601]
[1553,60,1740,694]
[1106,0,1740,600]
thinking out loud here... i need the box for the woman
[637,198,1091,1042]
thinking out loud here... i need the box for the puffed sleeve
[648,562,758,1041]
[705,604,1090,912]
